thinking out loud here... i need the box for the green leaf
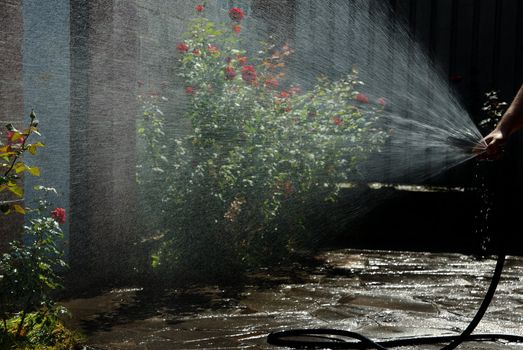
[13,204,26,215]
[27,142,45,155]
[30,126,41,135]
[26,166,41,176]
[7,182,23,197]
[151,254,160,268]
[13,162,26,173]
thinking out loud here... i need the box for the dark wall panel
[0,0,24,251]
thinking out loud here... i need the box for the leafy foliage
[0,111,43,214]
[0,112,81,348]
[478,91,508,134]
[0,306,83,350]
[137,11,385,280]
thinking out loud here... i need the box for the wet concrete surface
[63,249,523,349]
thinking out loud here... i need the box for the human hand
[474,128,507,160]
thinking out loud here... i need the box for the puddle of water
[63,249,523,349]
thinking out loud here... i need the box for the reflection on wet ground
[64,249,523,349]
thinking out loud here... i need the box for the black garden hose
[268,252,523,349]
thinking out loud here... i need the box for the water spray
[447,135,481,154]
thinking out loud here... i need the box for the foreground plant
[0,112,82,349]
[137,7,385,281]
[0,111,43,215]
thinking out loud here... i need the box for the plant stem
[3,124,32,178]
[16,296,31,337]
[2,316,7,334]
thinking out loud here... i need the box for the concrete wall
[0,0,24,251]
[69,0,140,278]
[22,0,71,254]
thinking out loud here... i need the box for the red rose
[176,42,189,53]
[192,48,201,56]
[333,116,343,126]
[241,65,257,83]
[237,55,247,66]
[185,86,194,94]
[224,66,237,80]
[195,4,204,12]
[355,93,369,104]
[264,78,279,89]
[207,44,220,54]
[229,7,244,21]
[233,25,241,33]
[7,131,24,145]
[377,97,386,106]
[278,91,290,99]
[51,208,66,225]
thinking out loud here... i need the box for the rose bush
[0,113,81,348]
[136,8,385,281]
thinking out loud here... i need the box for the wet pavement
[64,249,523,349]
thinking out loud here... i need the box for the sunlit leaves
[1,112,43,217]
[12,162,40,176]
[5,181,23,197]
[13,204,26,215]
[0,110,64,340]
[27,142,45,155]
[0,216,68,341]
[26,166,40,176]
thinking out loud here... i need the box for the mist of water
[287,1,485,185]
[0,0,492,279]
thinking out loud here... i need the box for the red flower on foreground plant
[6,131,25,145]
[355,92,369,104]
[176,42,189,53]
[185,86,194,94]
[225,66,237,80]
[195,4,204,12]
[237,55,247,66]
[229,7,244,22]
[333,116,343,126]
[241,65,257,83]
[377,97,386,106]
[278,91,290,99]
[192,48,201,56]
[207,44,220,54]
[264,78,279,89]
[233,25,241,33]
[51,208,66,225]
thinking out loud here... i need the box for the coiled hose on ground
[268,252,523,349]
